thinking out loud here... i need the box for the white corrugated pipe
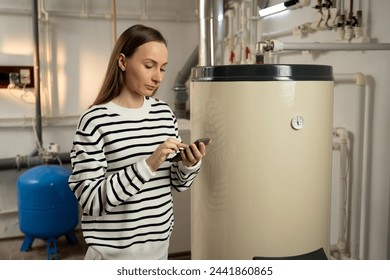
[331,127,349,260]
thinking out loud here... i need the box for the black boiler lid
[191,64,333,82]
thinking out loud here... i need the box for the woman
[68,24,207,260]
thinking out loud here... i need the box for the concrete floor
[0,230,190,260]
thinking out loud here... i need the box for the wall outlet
[0,66,34,88]
[20,68,31,85]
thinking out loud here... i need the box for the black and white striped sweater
[68,97,200,259]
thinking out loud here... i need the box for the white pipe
[249,0,258,62]
[272,41,390,52]
[333,73,369,260]
[388,176,390,259]
[350,82,365,259]
[233,2,241,37]
[359,80,371,260]
[0,115,80,128]
[240,0,251,64]
[224,9,235,64]
[262,28,294,39]
[339,0,345,15]
[233,1,241,64]
[261,21,319,41]
[40,0,49,20]
[40,0,54,117]
[226,9,234,42]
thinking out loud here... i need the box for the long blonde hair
[90,24,167,107]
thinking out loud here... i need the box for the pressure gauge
[291,115,304,130]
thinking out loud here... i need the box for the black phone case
[169,138,210,162]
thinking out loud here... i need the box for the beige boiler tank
[190,64,334,260]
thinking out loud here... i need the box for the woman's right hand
[146,138,188,172]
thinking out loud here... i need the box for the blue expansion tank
[17,164,79,259]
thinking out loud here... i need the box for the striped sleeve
[168,111,201,191]
[171,161,201,192]
[68,108,153,216]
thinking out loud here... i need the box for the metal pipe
[32,0,43,149]
[214,0,224,65]
[199,0,214,66]
[198,0,224,66]
[0,153,71,171]
[173,46,199,119]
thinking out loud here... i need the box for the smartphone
[169,137,211,162]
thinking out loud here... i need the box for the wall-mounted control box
[0,66,34,88]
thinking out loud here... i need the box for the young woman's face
[121,41,168,99]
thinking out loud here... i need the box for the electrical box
[0,66,34,88]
